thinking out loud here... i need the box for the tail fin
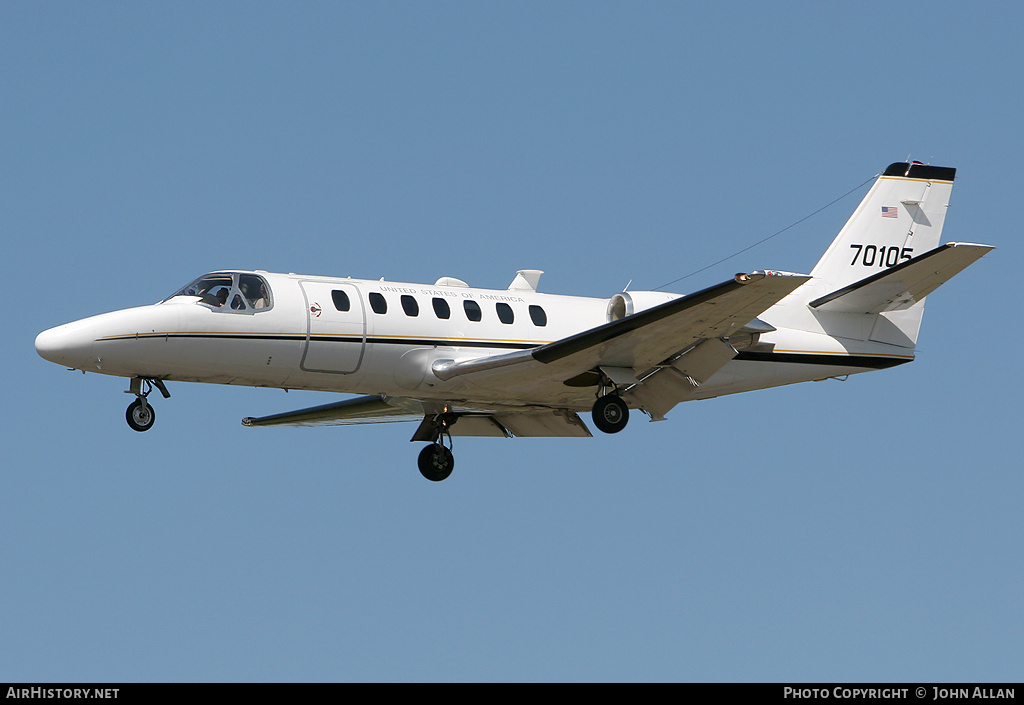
[797,162,989,349]
[810,162,956,290]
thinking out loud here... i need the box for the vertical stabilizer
[802,162,957,348]
[810,162,955,292]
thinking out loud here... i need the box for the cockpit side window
[179,275,233,307]
[165,273,273,313]
[239,274,272,310]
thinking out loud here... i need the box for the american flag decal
[881,206,898,218]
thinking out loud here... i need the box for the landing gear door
[299,281,366,374]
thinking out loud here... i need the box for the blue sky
[2,2,1020,682]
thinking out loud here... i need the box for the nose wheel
[124,377,169,432]
[126,399,156,432]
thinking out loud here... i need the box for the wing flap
[495,409,592,437]
[443,415,511,437]
[810,242,993,314]
[623,337,738,420]
[410,409,593,439]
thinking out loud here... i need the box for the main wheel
[417,444,454,482]
[126,399,156,432]
[592,394,629,434]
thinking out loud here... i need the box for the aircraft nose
[35,322,95,368]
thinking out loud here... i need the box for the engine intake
[606,291,682,321]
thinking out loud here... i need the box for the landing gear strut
[417,413,457,481]
[125,377,169,432]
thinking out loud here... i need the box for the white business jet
[36,162,991,481]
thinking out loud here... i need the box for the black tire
[592,394,629,434]
[417,444,454,482]
[126,399,156,432]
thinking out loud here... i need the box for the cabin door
[299,281,366,374]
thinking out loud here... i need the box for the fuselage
[35,269,915,413]
[34,271,614,408]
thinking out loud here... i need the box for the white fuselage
[35,269,914,414]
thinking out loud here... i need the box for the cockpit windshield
[164,272,272,312]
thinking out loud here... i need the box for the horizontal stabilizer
[810,243,992,314]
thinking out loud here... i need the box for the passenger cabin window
[529,305,547,327]
[464,299,482,322]
[401,295,419,317]
[165,272,272,313]
[496,302,514,324]
[432,297,451,319]
[369,292,387,314]
[332,290,351,312]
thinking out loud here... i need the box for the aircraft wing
[432,271,810,394]
[242,394,424,428]
[242,395,592,438]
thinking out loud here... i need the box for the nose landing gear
[124,377,169,432]
[126,398,155,432]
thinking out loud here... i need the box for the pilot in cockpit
[240,277,269,309]
[211,287,229,307]
[253,283,269,309]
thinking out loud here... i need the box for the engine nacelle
[606,291,682,321]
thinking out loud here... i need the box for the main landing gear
[416,413,456,482]
[592,393,629,434]
[125,377,170,432]
[591,372,630,434]
[418,444,455,482]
